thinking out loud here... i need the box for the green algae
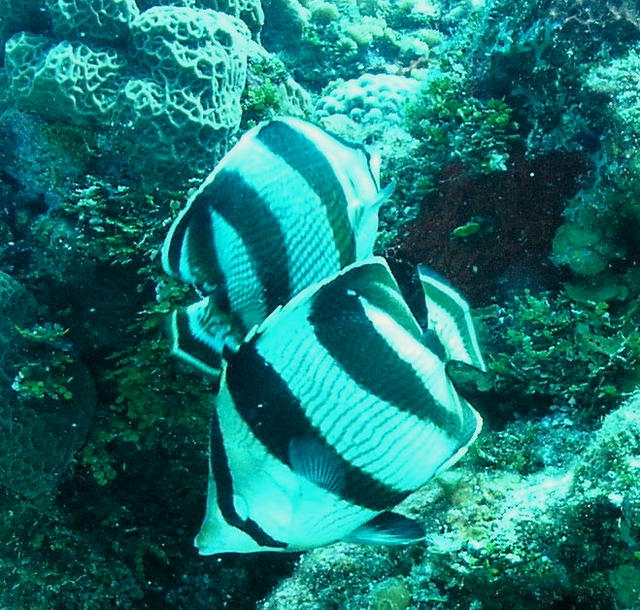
[482,290,640,418]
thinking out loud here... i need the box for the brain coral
[135,0,264,37]
[122,6,250,175]
[3,4,251,187]
[207,0,264,37]
[46,0,140,41]
[5,33,125,123]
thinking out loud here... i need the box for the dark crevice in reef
[389,151,588,306]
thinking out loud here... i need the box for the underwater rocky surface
[1,0,640,607]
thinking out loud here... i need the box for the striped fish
[418,265,487,373]
[195,257,482,554]
[161,117,394,382]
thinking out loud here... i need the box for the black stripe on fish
[321,259,422,339]
[209,407,288,549]
[225,340,408,511]
[256,120,356,268]
[309,275,461,437]
[202,169,292,318]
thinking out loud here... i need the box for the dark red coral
[388,152,586,306]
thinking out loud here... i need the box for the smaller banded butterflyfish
[194,257,482,554]
[161,117,394,384]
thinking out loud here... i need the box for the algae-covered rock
[262,0,310,51]
[241,40,312,127]
[0,271,95,503]
[552,220,615,276]
[569,397,640,554]
[551,189,626,278]
[0,270,37,343]
[0,0,47,61]
[583,49,640,249]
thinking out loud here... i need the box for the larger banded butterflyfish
[194,257,483,554]
[161,117,394,384]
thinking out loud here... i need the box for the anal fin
[417,264,487,372]
[343,512,425,546]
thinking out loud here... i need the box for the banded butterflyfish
[194,257,483,554]
[161,117,394,384]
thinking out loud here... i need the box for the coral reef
[262,0,438,91]
[2,0,640,606]
[446,0,640,290]
[315,72,421,127]
[313,72,419,166]
[380,0,640,303]
[480,289,640,419]
[0,270,37,367]
[404,68,518,182]
[0,0,47,63]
